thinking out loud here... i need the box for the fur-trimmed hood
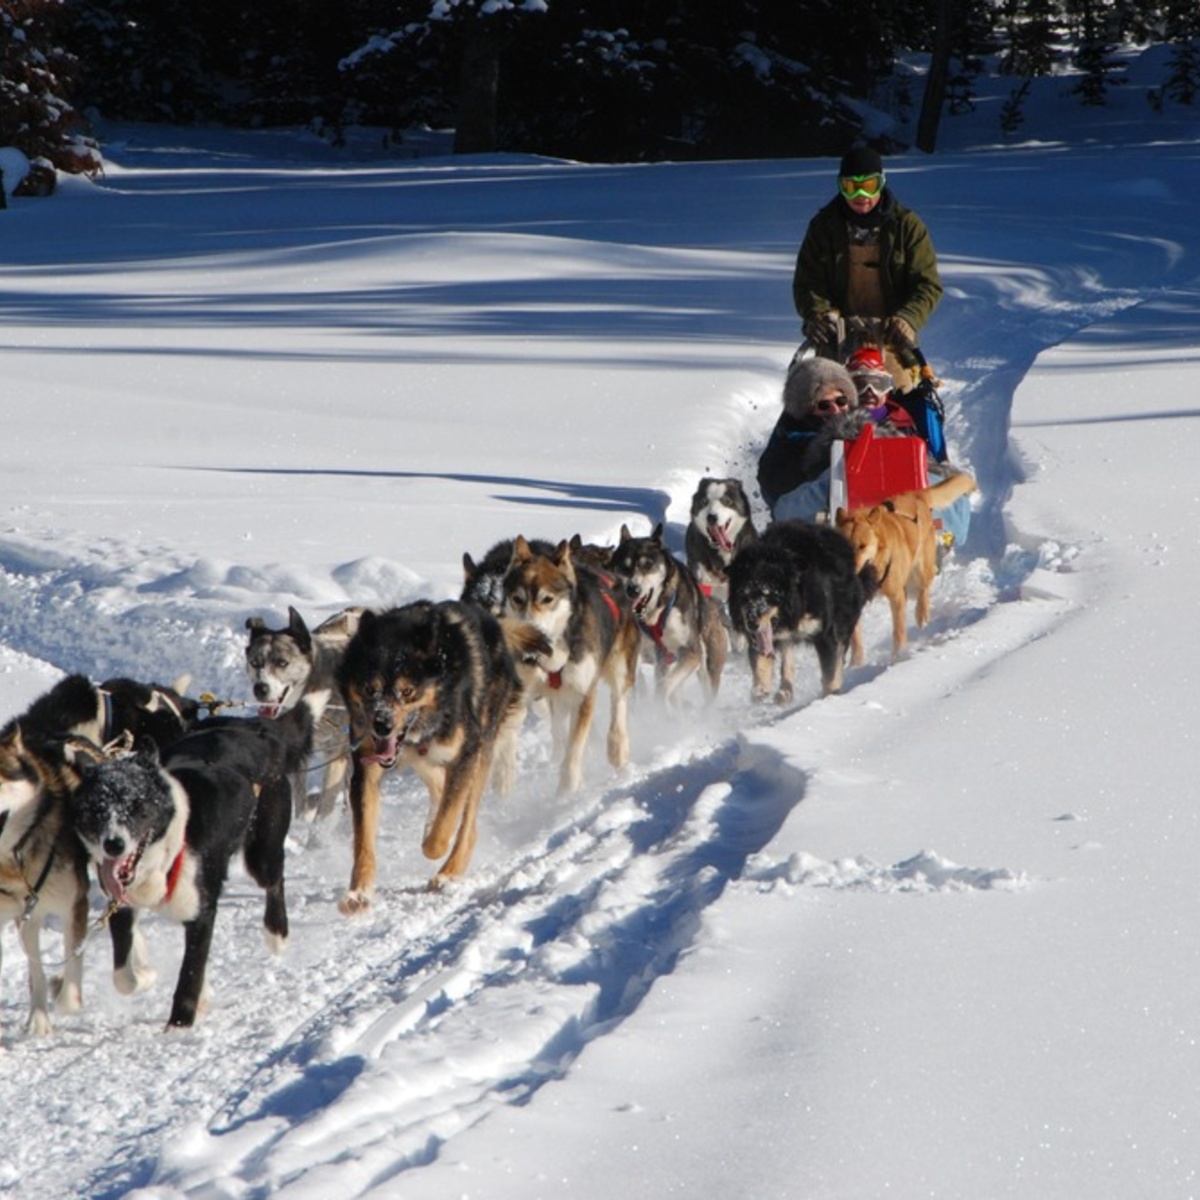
[782,357,859,419]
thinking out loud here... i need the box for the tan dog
[502,536,641,795]
[836,472,977,660]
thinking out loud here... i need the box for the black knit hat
[839,146,883,177]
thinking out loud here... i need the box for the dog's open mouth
[632,590,653,617]
[361,733,398,768]
[708,521,735,553]
[97,842,145,907]
[257,685,292,719]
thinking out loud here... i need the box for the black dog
[2,673,200,753]
[71,691,327,1028]
[337,601,548,910]
[727,520,876,704]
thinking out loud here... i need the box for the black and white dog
[71,690,328,1028]
[245,605,363,819]
[684,478,759,601]
[609,523,728,705]
[726,520,875,704]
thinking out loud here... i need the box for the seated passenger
[756,357,868,521]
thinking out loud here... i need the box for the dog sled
[778,329,969,550]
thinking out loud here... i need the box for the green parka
[792,190,943,335]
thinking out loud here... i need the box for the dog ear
[513,535,533,562]
[287,607,313,654]
[651,522,664,542]
[462,552,477,581]
[136,737,162,765]
[246,615,266,632]
[619,525,632,544]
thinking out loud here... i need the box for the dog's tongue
[755,619,775,658]
[97,857,131,907]
[258,703,281,719]
[369,733,399,764]
[711,522,735,553]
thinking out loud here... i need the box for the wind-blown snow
[2,54,1198,1200]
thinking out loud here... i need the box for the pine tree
[1068,0,1126,106]
[1162,0,1200,104]
[0,0,99,178]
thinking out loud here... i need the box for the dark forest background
[2,0,1198,177]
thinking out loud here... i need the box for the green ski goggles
[839,173,885,199]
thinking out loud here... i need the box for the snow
[2,55,1200,1199]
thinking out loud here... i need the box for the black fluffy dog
[727,520,876,704]
[71,691,327,1028]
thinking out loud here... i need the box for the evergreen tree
[0,0,99,175]
[1162,0,1200,103]
[998,0,1067,77]
[1068,0,1126,105]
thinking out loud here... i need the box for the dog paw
[115,963,158,995]
[338,889,372,916]
[262,928,289,957]
[25,1010,52,1038]
[50,976,83,1013]
[774,684,794,706]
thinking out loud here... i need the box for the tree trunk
[453,28,501,155]
[915,0,956,153]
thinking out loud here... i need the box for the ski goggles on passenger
[853,370,892,398]
[839,173,885,199]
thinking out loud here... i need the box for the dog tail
[499,618,553,664]
[909,470,977,509]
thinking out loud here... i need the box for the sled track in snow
[2,556,1021,1199]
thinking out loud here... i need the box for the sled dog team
[0,470,974,1035]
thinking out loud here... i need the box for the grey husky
[609,523,728,705]
[245,605,364,819]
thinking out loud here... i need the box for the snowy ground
[2,55,1199,1200]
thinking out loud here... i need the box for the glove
[884,315,916,350]
[802,310,840,347]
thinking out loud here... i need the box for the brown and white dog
[502,536,641,796]
[835,472,977,660]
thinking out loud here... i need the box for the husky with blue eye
[245,605,364,819]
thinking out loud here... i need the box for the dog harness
[8,799,59,922]
[546,572,624,690]
[163,844,187,903]
[637,593,677,668]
